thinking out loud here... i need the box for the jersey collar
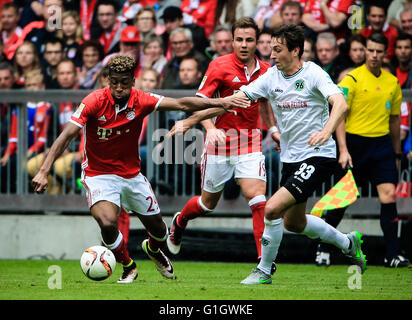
[232,52,261,81]
[105,87,132,118]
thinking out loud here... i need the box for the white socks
[302,214,350,251]
[258,218,283,275]
[102,231,123,250]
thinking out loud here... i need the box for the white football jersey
[240,61,342,163]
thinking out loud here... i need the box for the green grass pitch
[1,260,411,300]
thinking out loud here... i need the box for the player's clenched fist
[32,171,48,193]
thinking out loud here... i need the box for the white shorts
[81,173,160,215]
[201,152,266,193]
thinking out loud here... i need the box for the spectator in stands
[400,5,412,36]
[302,37,315,62]
[315,32,347,83]
[41,37,64,89]
[160,6,208,61]
[141,34,167,76]
[205,25,233,60]
[393,33,412,88]
[359,4,398,63]
[77,40,105,89]
[272,0,304,29]
[153,0,182,26]
[1,69,51,193]
[56,11,83,67]
[134,6,164,42]
[257,28,273,65]
[387,0,412,29]
[91,0,124,55]
[18,0,63,57]
[94,64,110,89]
[161,27,209,89]
[103,26,143,78]
[180,0,218,38]
[345,34,366,68]
[215,0,255,30]
[139,68,160,91]
[302,0,353,42]
[0,61,15,159]
[27,59,80,194]
[320,33,410,268]
[177,57,203,89]
[254,0,305,30]
[137,68,161,176]
[13,41,42,89]
[79,0,99,41]
[1,2,22,61]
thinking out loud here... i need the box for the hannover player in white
[239,24,366,284]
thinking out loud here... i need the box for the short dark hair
[2,2,19,14]
[79,40,105,61]
[367,32,388,50]
[366,3,388,16]
[272,24,305,58]
[348,34,366,48]
[280,1,303,16]
[232,17,259,39]
[395,32,412,46]
[258,27,272,40]
[107,55,135,77]
[0,61,14,75]
[44,36,65,49]
[96,0,121,13]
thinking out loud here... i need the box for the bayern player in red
[32,55,248,283]
[166,17,279,273]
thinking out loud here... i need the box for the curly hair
[107,55,136,77]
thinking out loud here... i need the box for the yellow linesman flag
[310,169,360,218]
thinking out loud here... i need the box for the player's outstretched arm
[157,92,250,113]
[166,92,249,137]
[308,93,348,146]
[32,122,81,193]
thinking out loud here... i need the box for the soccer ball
[80,245,116,281]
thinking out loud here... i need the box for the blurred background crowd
[1,0,412,195]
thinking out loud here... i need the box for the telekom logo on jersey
[150,128,263,165]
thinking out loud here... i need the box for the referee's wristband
[395,153,403,160]
[268,126,279,135]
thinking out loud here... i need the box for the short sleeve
[136,91,164,116]
[338,72,357,109]
[312,67,342,100]
[70,92,97,128]
[196,60,221,98]
[391,81,402,116]
[240,70,271,101]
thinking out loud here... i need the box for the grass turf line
[0,260,411,300]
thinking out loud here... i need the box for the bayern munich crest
[126,111,136,120]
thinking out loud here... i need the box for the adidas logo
[232,76,241,82]
[98,115,106,121]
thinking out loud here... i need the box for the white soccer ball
[80,245,116,281]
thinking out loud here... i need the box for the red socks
[105,231,132,266]
[249,196,266,259]
[117,207,130,246]
[176,196,207,228]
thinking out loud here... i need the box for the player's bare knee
[283,219,305,233]
[264,203,282,220]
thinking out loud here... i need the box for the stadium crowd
[0,0,411,271]
[1,0,411,192]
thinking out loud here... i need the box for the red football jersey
[197,52,270,156]
[70,87,163,178]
